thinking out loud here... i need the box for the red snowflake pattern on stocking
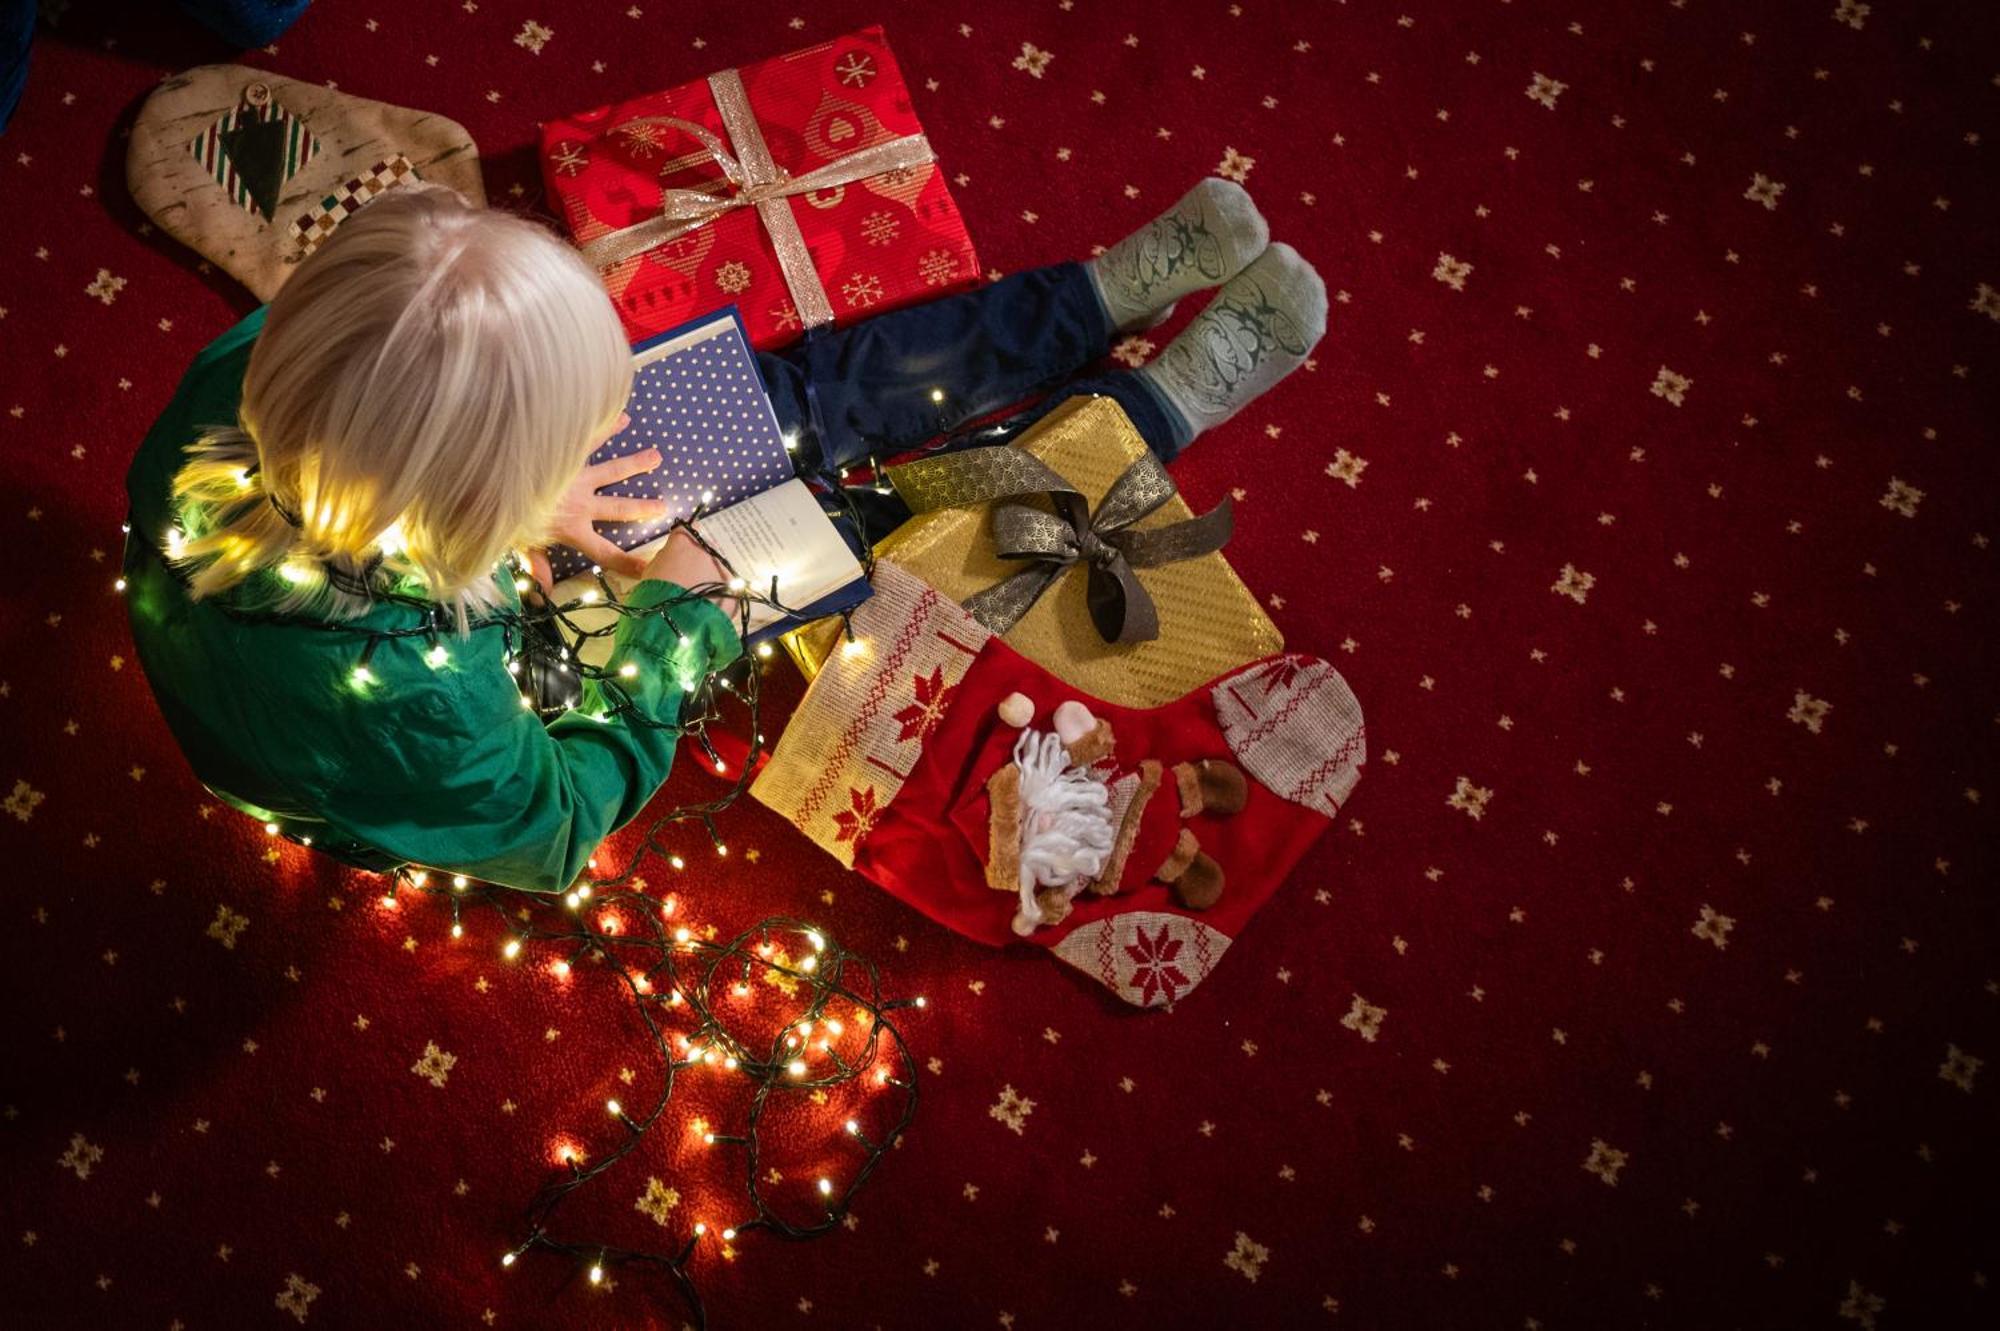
[831,786,882,845]
[1124,923,1190,1006]
[891,666,957,744]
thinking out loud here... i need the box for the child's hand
[527,442,668,588]
[641,531,737,619]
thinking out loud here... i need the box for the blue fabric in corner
[0,0,34,135]
[173,0,313,49]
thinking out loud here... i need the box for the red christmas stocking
[753,563,1366,1008]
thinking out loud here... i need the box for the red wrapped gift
[540,26,981,349]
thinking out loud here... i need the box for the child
[124,180,1323,893]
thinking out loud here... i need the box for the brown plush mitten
[1153,828,1227,909]
[1172,759,1250,817]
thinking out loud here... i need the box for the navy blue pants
[756,261,1181,544]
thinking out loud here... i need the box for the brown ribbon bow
[889,446,1234,645]
[576,68,937,334]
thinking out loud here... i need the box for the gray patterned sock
[1087,178,1269,332]
[1135,242,1327,450]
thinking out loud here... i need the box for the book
[546,308,868,651]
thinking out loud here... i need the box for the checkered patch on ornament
[289,156,419,258]
[188,94,322,222]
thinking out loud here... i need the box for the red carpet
[5,2,1997,1327]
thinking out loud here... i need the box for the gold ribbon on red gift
[577,67,936,334]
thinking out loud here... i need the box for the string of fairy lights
[121,477,928,1327]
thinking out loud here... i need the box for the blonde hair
[170,185,632,627]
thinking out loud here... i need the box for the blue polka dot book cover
[547,307,869,646]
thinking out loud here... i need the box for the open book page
[552,479,864,667]
[692,479,864,635]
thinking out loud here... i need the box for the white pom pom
[1051,699,1097,745]
[997,692,1035,727]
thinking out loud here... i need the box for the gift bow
[576,68,937,334]
[889,446,1234,645]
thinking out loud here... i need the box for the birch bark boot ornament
[128,64,486,301]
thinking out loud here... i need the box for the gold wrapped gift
[783,395,1282,707]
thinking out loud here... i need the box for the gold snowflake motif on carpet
[1650,365,1692,406]
[1744,172,1787,210]
[1551,563,1595,604]
[57,1132,104,1180]
[988,1085,1035,1135]
[1446,776,1493,821]
[1787,690,1832,735]
[1341,994,1386,1043]
[1691,905,1736,951]
[634,1176,681,1225]
[410,1041,458,1089]
[1223,1231,1269,1281]
[1938,1045,1983,1094]
[207,903,250,949]
[274,1273,320,1324]
[1879,477,1924,518]
[1431,252,1472,291]
[1582,1138,1628,1187]
[1011,42,1053,79]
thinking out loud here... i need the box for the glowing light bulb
[503,938,522,959]
[580,589,599,604]
[300,836,312,846]
[426,644,448,667]
[380,893,397,909]
[674,927,691,944]
[450,923,463,938]
[552,961,570,978]
[618,662,638,678]
[801,954,818,972]
[782,431,798,452]
[700,490,715,505]
[817,1177,833,1196]
[721,1227,736,1241]
[733,983,749,996]
[723,1056,737,1070]
[452,875,468,890]
[165,527,186,559]
[727,577,746,592]
[264,822,279,836]
[670,855,686,871]
[234,468,252,488]
[519,694,533,708]
[715,759,728,773]
[514,577,531,592]
[588,1263,603,1285]
[605,1099,621,1117]
[787,1059,807,1077]
[845,1119,859,1135]
[694,1222,707,1236]
[576,884,592,900]
[279,560,312,584]
[409,872,428,888]
[826,1019,843,1036]
[507,660,522,675]
[915,996,928,1008]
[501,1252,516,1267]
[565,891,582,910]
[715,843,729,857]
[807,930,825,952]
[350,665,375,689]
[703,1131,715,1144]
[840,637,866,658]
[113,577,127,592]
[928,387,946,404]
